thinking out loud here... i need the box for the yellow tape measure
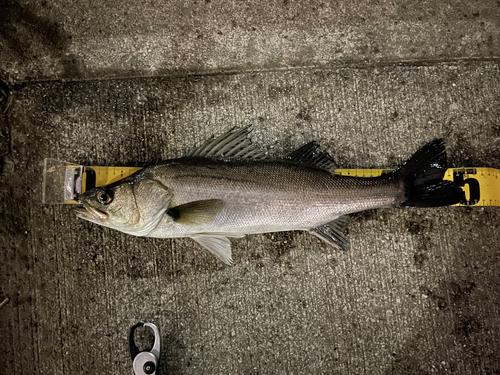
[444,168,500,206]
[79,166,142,193]
[334,167,500,206]
[63,165,142,204]
[62,165,500,206]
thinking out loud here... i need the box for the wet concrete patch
[1,62,499,373]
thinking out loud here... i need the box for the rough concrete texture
[1,1,500,375]
[1,0,500,82]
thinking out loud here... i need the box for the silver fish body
[146,158,403,238]
[76,127,464,264]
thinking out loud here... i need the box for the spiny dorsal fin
[309,215,350,251]
[285,141,336,170]
[186,126,269,160]
[167,199,224,226]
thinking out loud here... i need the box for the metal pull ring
[129,322,160,375]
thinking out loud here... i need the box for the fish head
[75,175,173,236]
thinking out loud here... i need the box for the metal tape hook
[129,322,160,375]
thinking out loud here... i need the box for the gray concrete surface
[1,0,499,83]
[1,1,500,374]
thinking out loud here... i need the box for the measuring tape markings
[67,166,500,207]
[336,167,499,207]
[444,167,500,207]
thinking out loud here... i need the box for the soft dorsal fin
[285,141,336,170]
[186,126,269,160]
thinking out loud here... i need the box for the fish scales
[147,158,402,238]
[75,127,465,264]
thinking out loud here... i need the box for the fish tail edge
[396,139,465,207]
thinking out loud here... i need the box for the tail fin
[396,139,464,207]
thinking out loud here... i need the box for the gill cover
[77,174,173,236]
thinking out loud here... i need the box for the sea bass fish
[75,127,464,264]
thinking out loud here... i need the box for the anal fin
[309,215,350,251]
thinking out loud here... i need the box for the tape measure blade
[53,163,500,206]
[334,168,392,177]
[445,167,500,207]
[81,166,143,194]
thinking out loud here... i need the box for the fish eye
[97,190,113,205]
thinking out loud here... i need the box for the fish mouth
[74,203,108,223]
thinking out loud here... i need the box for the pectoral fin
[191,234,233,265]
[167,199,224,226]
[309,215,350,251]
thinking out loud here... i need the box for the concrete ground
[1,1,500,374]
